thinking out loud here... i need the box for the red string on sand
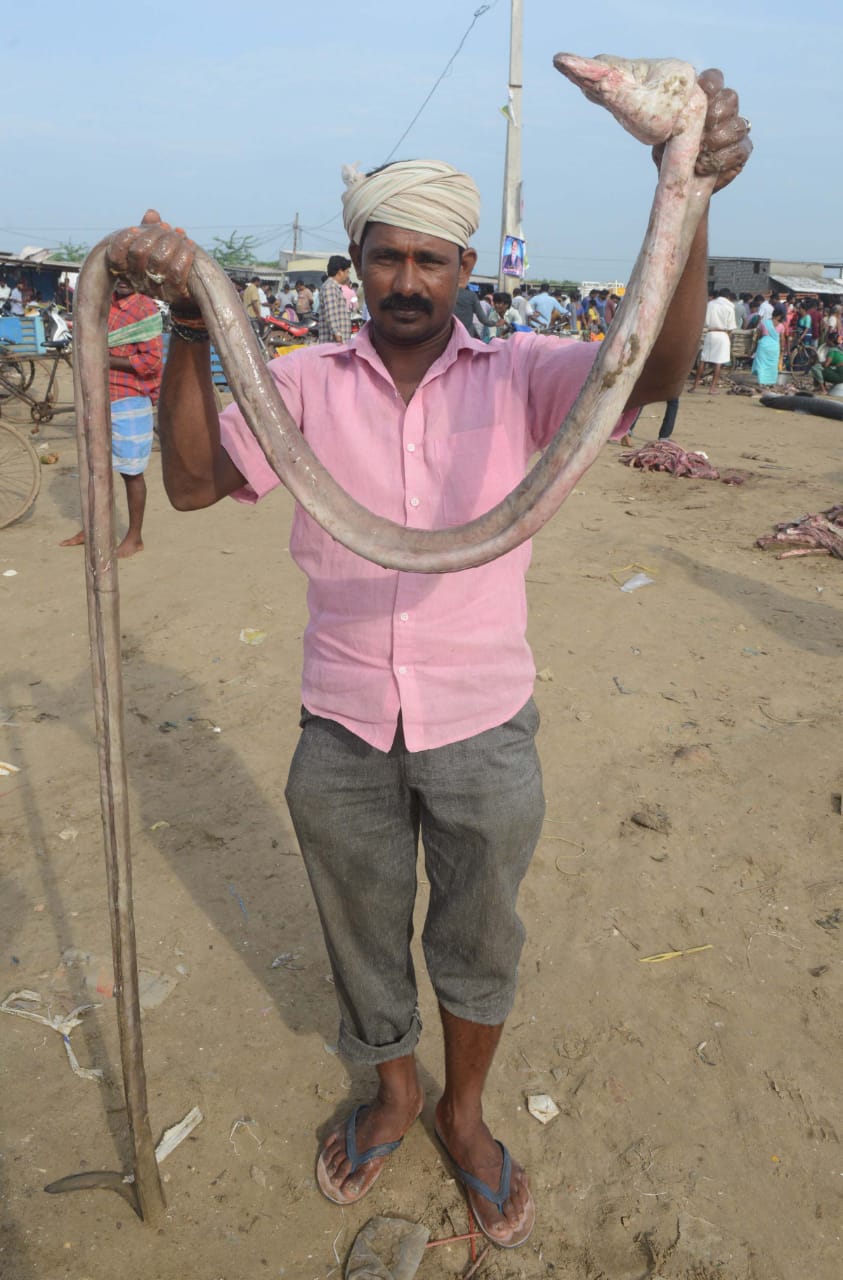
[423,1205,483,1269]
[424,1227,483,1249]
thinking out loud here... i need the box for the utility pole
[497,0,523,292]
[292,212,300,256]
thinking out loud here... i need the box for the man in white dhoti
[691,289,737,394]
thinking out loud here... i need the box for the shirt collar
[318,317,496,386]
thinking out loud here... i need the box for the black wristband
[171,318,210,344]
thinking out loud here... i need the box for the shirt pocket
[429,423,522,526]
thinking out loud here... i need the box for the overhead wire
[381,2,496,164]
[287,1,499,245]
[300,213,344,233]
[247,224,294,249]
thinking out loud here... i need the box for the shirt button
[398,665,407,675]
[406,443,416,452]
[399,612,409,622]
[410,497,420,508]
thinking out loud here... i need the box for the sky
[2,1,839,284]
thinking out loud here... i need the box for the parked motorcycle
[40,302,73,349]
[262,310,318,356]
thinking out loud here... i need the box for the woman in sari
[751,303,781,387]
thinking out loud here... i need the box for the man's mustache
[380,294,433,315]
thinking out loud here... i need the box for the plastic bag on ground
[345,1216,430,1280]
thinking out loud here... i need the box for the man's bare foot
[434,1100,534,1247]
[116,535,144,558]
[317,1076,424,1204]
[59,530,85,547]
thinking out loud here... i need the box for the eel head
[553,53,700,144]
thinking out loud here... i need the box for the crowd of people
[234,261,843,412]
[453,282,621,342]
[0,276,29,316]
[691,286,843,394]
[233,269,626,351]
[452,278,843,398]
[234,258,364,347]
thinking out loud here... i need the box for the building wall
[707,257,771,295]
[707,257,841,297]
[769,260,825,277]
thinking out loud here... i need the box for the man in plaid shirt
[61,280,162,557]
[317,255,353,344]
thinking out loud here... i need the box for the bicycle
[0,340,73,427]
[785,335,818,375]
[0,420,41,527]
[0,342,36,396]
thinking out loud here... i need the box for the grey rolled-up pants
[284,699,545,1065]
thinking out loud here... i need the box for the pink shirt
[220,321,628,752]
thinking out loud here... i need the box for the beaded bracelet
[170,317,210,344]
[170,308,206,326]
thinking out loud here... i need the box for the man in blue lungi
[61,278,163,557]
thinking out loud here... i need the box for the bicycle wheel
[0,421,41,528]
[0,359,36,392]
[791,345,811,373]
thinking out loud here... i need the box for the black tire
[760,392,843,422]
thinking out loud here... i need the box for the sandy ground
[1,362,842,1280]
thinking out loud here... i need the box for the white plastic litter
[154,1106,204,1162]
[119,1106,206,1186]
[0,989,103,1081]
[620,572,655,592]
[526,1093,560,1125]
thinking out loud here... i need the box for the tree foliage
[211,231,259,268]
[56,239,89,263]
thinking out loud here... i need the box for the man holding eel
[107,70,750,1249]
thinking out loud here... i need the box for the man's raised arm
[626,69,752,408]
[106,210,245,510]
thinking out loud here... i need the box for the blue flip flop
[316,1105,404,1205]
[435,1129,536,1249]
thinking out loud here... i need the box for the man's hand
[106,209,197,307]
[653,69,752,193]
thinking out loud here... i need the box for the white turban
[341,160,481,248]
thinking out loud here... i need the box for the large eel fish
[60,55,721,1223]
